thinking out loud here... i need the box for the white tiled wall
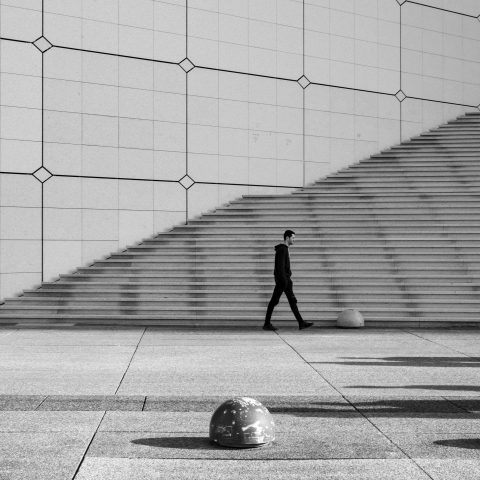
[0,0,480,298]
[0,2,42,41]
[401,98,478,141]
[305,84,401,183]
[189,0,303,78]
[188,68,303,197]
[305,0,400,93]
[402,2,480,106]
[0,173,42,298]
[411,0,480,17]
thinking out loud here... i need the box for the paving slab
[310,359,480,396]
[261,395,354,413]
[87,429,404,460]
[0,395,45,411]
[368,414,480,434]
[37,395,145,411]
[0,411,103,432]
[0,431,93,480]
[90,408,399,460]
[0,345,136,395]
[75,458,431,480]
[143,395,350,412]
[100,411,211,432]
[346,396,466,417]
[98,410,364,433]
[0,327,479,479]
[447,397,480,413]
[280,330,451,360]
[0,328,16,338]
[141,330,281,346]
[117,345,336,396]
[407,330,480,357]
[389,433,480,459]
[342,386,480,396]
[415,459,480,480]
[0,327,144,346]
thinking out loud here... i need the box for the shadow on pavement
[131,437,251,450]
[346,385,480,392]
[434,438,480,450]
[132,437,218,450]
[315,356,480,367]
[268,398,480,418]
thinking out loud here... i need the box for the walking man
[263,230,313,331]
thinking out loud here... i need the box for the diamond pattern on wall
[32,167,53,183]
[33,36,52,53]
[179,58,195,73]
[179,174,194,189]
[297,75,311,89]
[395,90,407,102]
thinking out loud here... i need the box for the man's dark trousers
[265,279,304,325]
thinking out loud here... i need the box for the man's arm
[275,248,288,285]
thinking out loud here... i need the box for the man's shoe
[299,321,313,330]
[263,324,278,331]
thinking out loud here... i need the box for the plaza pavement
[1,326,480,479]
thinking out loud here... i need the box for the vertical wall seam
[302,0,306,188]
[40,0,45,282]
[399,2,403,142]
[185,0,189,225]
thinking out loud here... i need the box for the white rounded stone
[337,309,364,328]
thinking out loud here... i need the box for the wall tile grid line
[0,0,479,297]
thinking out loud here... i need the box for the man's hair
[284,229,295,240]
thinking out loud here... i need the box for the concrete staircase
[2,112,480,327]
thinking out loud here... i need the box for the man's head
[284,229,295,246]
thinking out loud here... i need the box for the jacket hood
[275,243,288,251]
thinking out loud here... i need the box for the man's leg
[285,281,313,329]
[284,281,304,325]
[264,283,283,325]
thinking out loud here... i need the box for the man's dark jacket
[274,244,291,285]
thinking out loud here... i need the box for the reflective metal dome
[209,397,275,448]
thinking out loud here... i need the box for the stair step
[91,258,480,266]
[1,307,480,321]
[34,283,480,293]
[7,296,480,307]
[57,275,480,285]
[129,247,480,254]
[335,171,480,177]
[110,252,480,260]
[76,264,480,272]
[2,111,480,327]
[20,289,480,297]
[192,215,480,222]
[257,192,480,198]
[371,153,480,158]
[219,205,480,211]
[0,306,388,313]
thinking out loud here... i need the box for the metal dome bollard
[209,397,275,448]
[337,309,364,328]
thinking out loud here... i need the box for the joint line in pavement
[114,328,147,395]
[71,411,107,480]
[276,331,435,479]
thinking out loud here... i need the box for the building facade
[0,0,479,300]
